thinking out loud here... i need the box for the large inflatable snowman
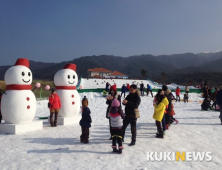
[54,64,80,117]
[1,58,36,124]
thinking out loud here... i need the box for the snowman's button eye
[68,75,70,79]
[22,72,25,76]
[73,75,75,79]
[28,72,31,76]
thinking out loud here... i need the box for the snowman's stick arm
[32,87,37,91]
[0,89,6,95]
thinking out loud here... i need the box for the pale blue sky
[1,0,222,65]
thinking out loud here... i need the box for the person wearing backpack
[109,99,124,153]
[106,85,122,139]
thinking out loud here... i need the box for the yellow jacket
[153,97,169,121]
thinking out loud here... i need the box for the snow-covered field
[1,92,222,170]
[81,78,197,90]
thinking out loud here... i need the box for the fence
[77,88,202,93]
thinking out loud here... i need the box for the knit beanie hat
[162,85,168,91]
[82,96,88,107]
[165,89,171,95]
[111,99,120,107]
[110,85,117,91]
[82,96,87,101]
[51,88,56,94]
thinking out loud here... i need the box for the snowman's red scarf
[6,84,32,90]
[56,86,76,90]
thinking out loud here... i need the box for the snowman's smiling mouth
[68,81,75,84]
[22,79,30,83]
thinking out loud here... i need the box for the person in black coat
[203,85,209,99]
[140,82,144,96]
[201,96,211,111]
[208,86,212,97]
[165,89,172,130]
[122,84,141,146]
[105,82,110,92]
[216,87,222,124]
[106,85,121,139]
[121,84,127,98]
[0,89,3,123]
[79,97,92,144]
[201,81,205,92]
[162,85,168,92]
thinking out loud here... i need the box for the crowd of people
[99,83,181,153]
[78,81,222,155]
[200,83,222,112]
[1,79,222,155]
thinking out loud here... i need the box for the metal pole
[40,87,42,100]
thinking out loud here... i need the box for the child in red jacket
[175,87,181,102]
[49,88,61,127]
[127,84,130,92]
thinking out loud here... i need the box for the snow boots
[54,112,58,127]
[50,112,54,127]
[175,119,179,124]
[50,112,58,127]
[129,141,136,146]
[80,127,89,144]
[112,146,118,153]
[156,131,166,136]
[165,124,169,130]
[169,119,174,124]
[156,131,164,139]
[118,147,123,154]
[112,146,123,154]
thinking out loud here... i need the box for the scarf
[6,84,32,90]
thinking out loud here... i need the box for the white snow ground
[81,78,197,90]
[0,92,222,170]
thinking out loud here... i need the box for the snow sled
[39,117,48,120]
[215,105,220,111]
[213,105,220,111]
[180,99,192,102]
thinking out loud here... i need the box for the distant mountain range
[1,51,222,85]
